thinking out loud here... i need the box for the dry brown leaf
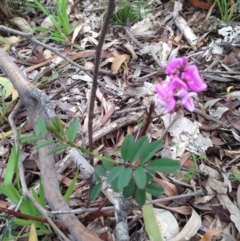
[153,178,179,196]
[0,200,7,208]
[155,203,192,215]
[100,105,116,126]
[111,54,130,73]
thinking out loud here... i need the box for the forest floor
[1,0,240,240]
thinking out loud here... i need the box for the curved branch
[0,48,103,241]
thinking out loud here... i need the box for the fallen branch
[0,48,103,241]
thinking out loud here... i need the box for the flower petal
[169,76,188,91]
[165,57,188,75]
[183,65,207,92]
[181,92,197,112]
[155,83,175,113]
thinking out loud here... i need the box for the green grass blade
[64,171,78,202]
[4,146,19,185]
[142,193,163,241]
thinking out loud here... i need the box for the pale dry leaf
[217,193,240,233]
[71,23,84,46]
[173,2,198,49]
[154,208,179,241]
[41,16,54,28]
[131,16,155,35]
[162,114,212,156]
[10,17,32,32]
[194,194,215,204]
[155,203,193,215]
[199,163,220,179]
[169,208,201,241]
[204,98,223,109]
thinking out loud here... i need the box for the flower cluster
[155,57,207,113]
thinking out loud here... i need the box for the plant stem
[88,0,116,165]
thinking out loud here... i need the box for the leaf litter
[1,0,240,240]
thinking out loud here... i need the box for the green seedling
[190,153,206,163]
[182,167,199,182]
[111,3,141,26]
[33,0,75,43]
[230,171,240,182]
[0,146,53,240]
[111,0,151,26]
[216,0,240,21]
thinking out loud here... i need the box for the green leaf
[142,193,164,241]
[111,176,121,192]
[146,170,155,183]
[52,116,64,133]
[145,183,164,196]
[14,218,32,226]
[38,180,46,208]
[117,167,132,191]
[0,77,13,99]
[106,166,125,184]
[3,184,21,205]
[135,188,146,206]
[35,118,47,136]
[64,171,78,202]
[134,166,147,189]
[95,165,106,178]
[46,125,62,139]
[67,118,79,142]
[47,144,69,155]
[123,181,135,198]
[90,182,102,200]
[120,135,134,162]
[102,159,114,171]
[4,146,19,185]
[20,135,43,144]
[147,158,180,173]
[128,136,148,163]
[140,140,163,164]
[34,139,55,150]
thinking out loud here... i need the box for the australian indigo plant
[155,57,207,113]
[22,57,208,207]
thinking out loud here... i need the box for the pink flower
[169,77,188,92]
[176,89,197,112]
[165,57,188,75]
[155,57,207,113]
[155,83,175,113]
[183,65,207,92]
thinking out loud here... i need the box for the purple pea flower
[155,57,207,113]
[165,57,188,75]
[183,65,207,92]
[155,81,176,113]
